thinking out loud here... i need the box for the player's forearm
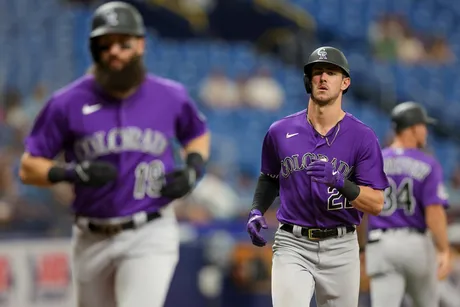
[426,205,449,253]
[356,213,368,249]
[251,174,279,215]
[19,153,56,187]
[184,132,210,161]
[349,186,384,216]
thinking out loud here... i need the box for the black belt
[280,224,355,240]
[379,227,425,234]
[368,227,426,244]
[76,211,162,236]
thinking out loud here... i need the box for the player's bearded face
[310,64,350,106]
[94,35,146,93]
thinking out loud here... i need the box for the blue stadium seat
[2,0,459,181]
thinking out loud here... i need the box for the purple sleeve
[175,90,208,146]
[353,134,389,190]
[260,130,280,178]
[24,97,69,159]
[422,161,449,208]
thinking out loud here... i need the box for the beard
[93,54,146,94]
[417,138,427,149]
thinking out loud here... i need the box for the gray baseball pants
[271,224,360,307]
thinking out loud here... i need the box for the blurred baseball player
[246,46,389,307]
[18,2,209,307]
[364,101,450,307]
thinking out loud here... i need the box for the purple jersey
[24,74,207,218]
[261,110,389,228]
[368,147,449,230]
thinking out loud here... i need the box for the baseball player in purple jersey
[364,101,451,307]
[18,2,209,307]
[246,46,389,307]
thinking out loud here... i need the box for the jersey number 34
[382,177,416,216]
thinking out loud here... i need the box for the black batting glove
[160,167,197,199]
[160,152,204,199]
[48,160,118,187]
[72,161,118,186]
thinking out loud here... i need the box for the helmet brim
[304,60,350,77]
[425,116,437,125]
[90,27,145,38]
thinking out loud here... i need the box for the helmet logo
[317,48,327,60]
[105,10,119,26]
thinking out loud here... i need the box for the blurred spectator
[242,67,284,111]
[368,15,400,61]
[425,36,456,65]
[369,14,427,64]
[0,156,72,236]
[3,87,28,131]
[235,73,250,106]
[199,68,241,109]
[0,151,19,200]
[396,29,426,65]
[174,164,242,223]
[22,83,47,126]
[0,200,12,225]
[230,242,271,293]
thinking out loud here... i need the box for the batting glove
[48,160,118,187]
[160,153,204,199]
[246,209,268,247]
[160,167,197,199]
[74,161,118,186]
[305,160,344,189]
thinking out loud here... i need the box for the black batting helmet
[391,101,436,132]
[303,46,350,94]
[89,1,146,62]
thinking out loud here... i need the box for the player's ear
[137,37,146,55]
[341,76,350,92]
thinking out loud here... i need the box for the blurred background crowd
[1,0,460,306]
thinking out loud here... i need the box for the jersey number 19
[133,160,165,200]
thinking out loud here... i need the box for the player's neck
[391,136,418,149]
[307,100,345,135]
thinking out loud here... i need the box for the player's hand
[437,250,452,280]
[160,167,196,199]
[72,161,118,187]
[246,209,268,247]
[306,160,344,189]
